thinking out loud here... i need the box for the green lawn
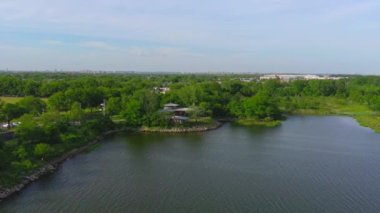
[0,96,48,103]
[0,96,24,103]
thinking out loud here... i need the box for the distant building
[259,75,279,81]
[239,78,255,82]
[259,74,343,82]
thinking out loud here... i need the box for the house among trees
[163,103,179,110]
[161,103,191,124]
[171,115,189,124]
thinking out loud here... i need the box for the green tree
[141,91,160,115]
[82,88,104,111]
[13,146,29,160]
[243,92,281,119]
[69,102,84,122]
[106,97,121,115]
[122,99,142,126]
[289,80,307,96]
[149,112,171,127]
[23,80,41,96]
[18,96,46,115]
[0,149,9,170]
[369,96,380,111]
[48,92,69,111]
[15,114,45,143]
[261,79,282,96]
[34,143,54,160]
[11,159,36,171]
[228,99,244,118]
[0,103,25,128]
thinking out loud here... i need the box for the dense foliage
[1,72,380,186]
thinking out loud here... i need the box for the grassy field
[0,96,24,103]
[0,96,48,103]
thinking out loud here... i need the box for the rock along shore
[0,121,222,201]
[137,121,222,133]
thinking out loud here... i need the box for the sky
[0,0,379,74]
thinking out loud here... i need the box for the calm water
[1,116,380,213]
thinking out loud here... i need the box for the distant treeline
[0,72,380,114]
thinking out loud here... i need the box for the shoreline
[2,113,379,202]
[0,121,223,201]
[137,121,222,133]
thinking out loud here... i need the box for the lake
[1,116,380,213]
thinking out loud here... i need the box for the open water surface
[1,116,380,212]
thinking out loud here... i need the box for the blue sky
[0,0,379,74]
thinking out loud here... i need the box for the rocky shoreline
[0,131,111,201]
[137,121,222,133]
[0,122,222,202]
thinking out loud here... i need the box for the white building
[260,74,343,82]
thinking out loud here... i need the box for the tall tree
[69,102,84,122]
[34,143,54,160]
[18,96,46,115]
[243,92,281,120]
[0,103,25,128]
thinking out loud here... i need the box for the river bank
[0,129,117,201]
[0,121,222,201]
